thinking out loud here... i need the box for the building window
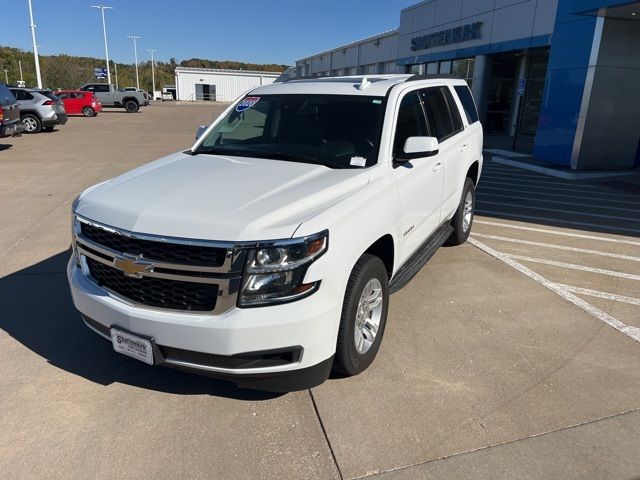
[439,60,452,75]
[407,64,425,75]
[426,62,438,75]
[452,58,475,85]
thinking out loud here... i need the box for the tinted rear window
[39,91,60,101]
[0,84,16,105]
[454,85,479,124]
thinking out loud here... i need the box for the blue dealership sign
[94,67,107,79]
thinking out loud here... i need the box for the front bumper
[67,257,346,391]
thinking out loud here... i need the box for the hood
[75,151,370,241]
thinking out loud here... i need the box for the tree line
[0,46,288,91]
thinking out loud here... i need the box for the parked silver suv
[8,88,68,133]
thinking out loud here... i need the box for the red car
[54,90,102,117]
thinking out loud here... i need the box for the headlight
[239,231,328,307]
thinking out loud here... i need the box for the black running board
[389,224,454,294]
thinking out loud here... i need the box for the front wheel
[124,100,139,113]
[333,254,389,376]
[21,113,42,134]
[82,106,96,117]
[446,177,475,246]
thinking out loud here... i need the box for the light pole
[18,60,24,82]
[127,35,142,90]
[27,0,43,88]
[147,49,157,96]
[3,69,8,84]
[91,5,113,85]
[113,61,118,89]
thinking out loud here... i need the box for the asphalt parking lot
[1,103,640,480]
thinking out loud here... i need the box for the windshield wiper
[193,147,323,166]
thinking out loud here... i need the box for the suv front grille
[75,217,243,314]
[87,258,218,311]
[81,222,227,267]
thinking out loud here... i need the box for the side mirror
[195,125,209,140]
[399,136,439,160]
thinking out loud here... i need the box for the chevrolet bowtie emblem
[113,254,154,278]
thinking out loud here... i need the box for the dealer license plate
[110,328,154,365]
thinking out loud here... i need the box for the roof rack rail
[405,74,459,82]
[284,75,325,82]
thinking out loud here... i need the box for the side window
[443,87,464,133]
[83,85,95,92]
[72,93,84,99]
[454,85,479,124]
[97,85,110,93]
[23,91,34,100]
[393,92,429,155]
[57,93,69,99]
[421,88,455,141]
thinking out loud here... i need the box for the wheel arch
[466,160,480,186]
[363,235,394,279]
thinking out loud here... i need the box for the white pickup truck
[68,75,483,391]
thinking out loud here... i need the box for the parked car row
[1,81,151,138]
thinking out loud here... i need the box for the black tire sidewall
[447,178,475,245]
[125,101,139,113]
[83,107,95,117]
[334,255,389,376]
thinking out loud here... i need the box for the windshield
[194,94,387,168]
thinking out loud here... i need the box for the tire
[124,100,139,113]
[21,113,42,134]
[82,106,96,117]
[445,177,475,246]
[333,254,389,376]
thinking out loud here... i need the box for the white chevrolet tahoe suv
[68,75,483,391]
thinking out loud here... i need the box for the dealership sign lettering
[411,22,483,51]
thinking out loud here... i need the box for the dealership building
[295,0,640,170]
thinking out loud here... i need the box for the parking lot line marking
[475,210,640,235]
[474,220,640,247]
[554,284,640,306]
[476,192,640,213]
[479,180,640,198]
[504,254,640,282]
[481,175,609,190]
[481,170,592,184]
[468,238,640,343]
[479,200,640,223]
[477,185,640,205]
[472,233,640,262]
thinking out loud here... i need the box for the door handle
[433,162,443,172]
[460,144,469,152]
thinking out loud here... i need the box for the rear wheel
[333,254,389,376]
[21,113,41,134]
[445,177,475,246]
[82,106,96,117]
[124,100,139,113]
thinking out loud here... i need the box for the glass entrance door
[485,54,518,134]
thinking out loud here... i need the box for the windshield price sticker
[236,96,260,112]
[350,156,367,167]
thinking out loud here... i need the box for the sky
[2,0,417,66]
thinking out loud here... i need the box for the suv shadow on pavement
[0,249,282,401]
